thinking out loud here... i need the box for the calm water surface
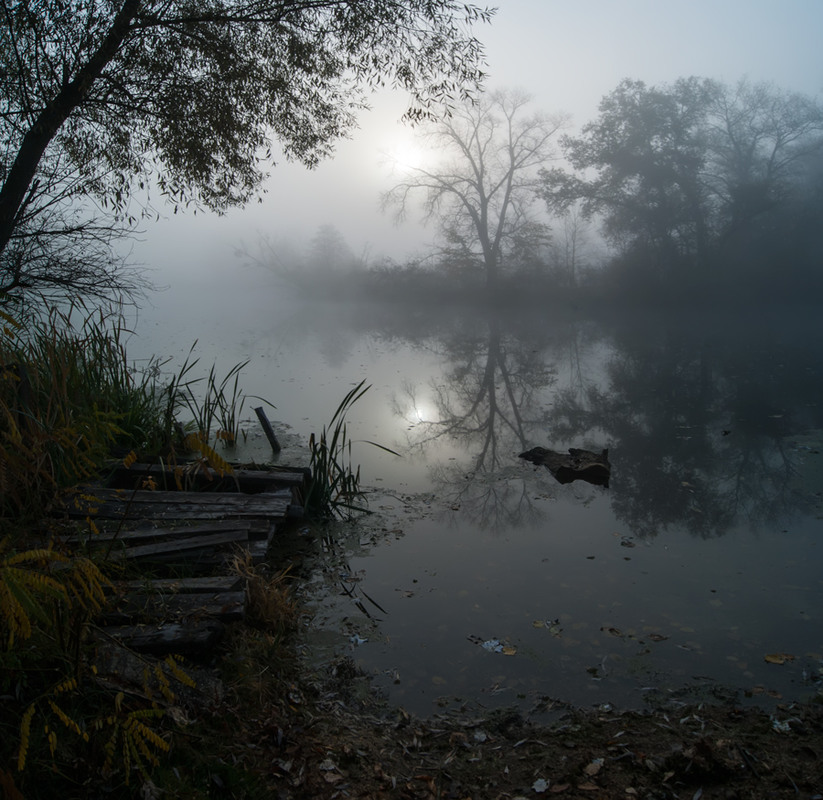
[129,278,823,716]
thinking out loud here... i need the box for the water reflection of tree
[394,315,558,527]
[550,317,822,538]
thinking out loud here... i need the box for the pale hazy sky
[136,0,823,284]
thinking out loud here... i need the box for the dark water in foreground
[131,285,823,716]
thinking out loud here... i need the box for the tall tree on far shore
[0,0,493,300]
[706,78,823,234]
[541,76,823,294]
[384,90,568,289]
[542,77,718,278]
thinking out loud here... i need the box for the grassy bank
[3,302,821,799]
[0,303,297,796]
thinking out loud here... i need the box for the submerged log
[519,447,611,487]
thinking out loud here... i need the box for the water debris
[519,446,611,487]
[533,618,563,637]
[764,652,795,664]
[584,757,604,776]
[468,635,517,655]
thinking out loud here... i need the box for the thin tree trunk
[0,0,141,259]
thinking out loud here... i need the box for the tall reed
[0,302,169,524]
[0,301,246,796]
[166,342,249,448]
[305,380,399,519]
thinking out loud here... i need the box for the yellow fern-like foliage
[0,307,21,336]
[184,432,234,475]
[102,707,169,784]
[17,667,176,782]
[143,653,197,705]
[165,653,196,689]
[16,676,88,772]
[61,555,111,615]
[16,704,36,771]
[0,538,112,648]
[0,540,69,648]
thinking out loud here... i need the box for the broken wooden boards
[60,463,309,567]
[519,447,611,487]
[57,462,309,656]
[96,576,245,657]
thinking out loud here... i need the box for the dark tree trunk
[0,0,140,260]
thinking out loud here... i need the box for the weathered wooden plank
[246,539,269,563]
[115,529,249,560]
[116,576,243,592]
[64,488,291,520]
[68,520,253,546]
[248,521,276,543]
[101,590,246,624]
[92,641,226,703]
[106,462,309,492]
[99,621,225,655]
[85,487,293,506]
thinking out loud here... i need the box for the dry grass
[229,551,299,637]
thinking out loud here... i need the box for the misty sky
[135,0,823,286]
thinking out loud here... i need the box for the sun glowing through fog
[385,134,431,174]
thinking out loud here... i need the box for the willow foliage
[0,1,493,298]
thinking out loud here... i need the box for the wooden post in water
[254,407,282,453]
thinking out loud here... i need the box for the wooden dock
[59,462,310,656]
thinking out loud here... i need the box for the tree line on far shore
[3,3,822,311]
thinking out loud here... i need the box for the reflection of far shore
[132,281,823,543]
[374,305,823,541]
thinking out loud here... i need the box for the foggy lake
[128,278,823,718]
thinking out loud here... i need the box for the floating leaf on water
[647,633,669,642]
[601,626,622,637]
[764,652,795,664]
[502,645,517,656]
[533,618,562,637]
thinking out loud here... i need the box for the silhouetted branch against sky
[0,0,495,297]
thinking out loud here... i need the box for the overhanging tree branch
[0,0,494,300]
